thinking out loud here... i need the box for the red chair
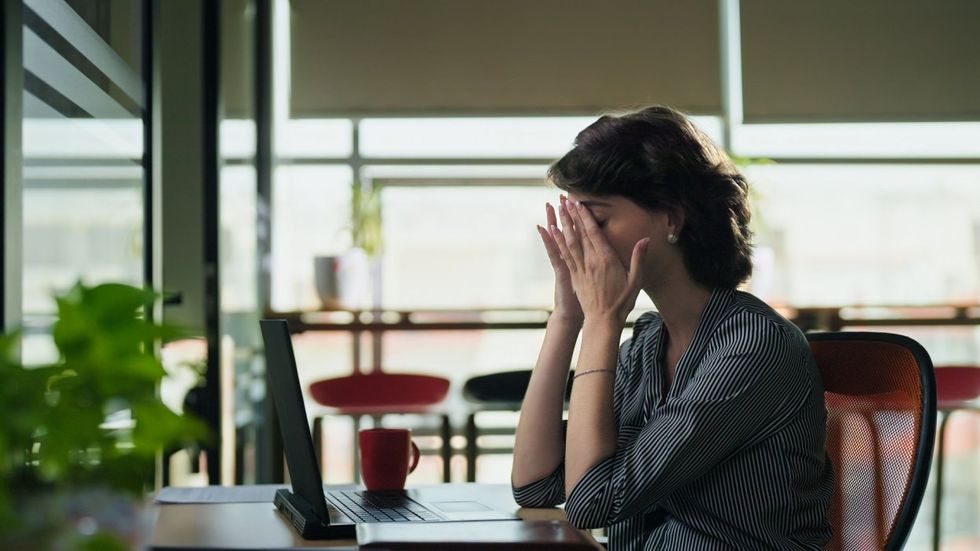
[808,332,936,551]
[931,365,980,551]
[310,372,450,413]
[308,372,452,482]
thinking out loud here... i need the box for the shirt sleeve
[511,332,636,509]
[511,420,568,507]
[563,315,810,528]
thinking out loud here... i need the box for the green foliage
[0,282,208,542]
[350,184,383,257]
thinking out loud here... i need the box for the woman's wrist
[549,311,584,327]
[581,316,624,339]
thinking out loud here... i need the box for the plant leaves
[2,281,210,507]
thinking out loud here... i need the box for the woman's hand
[549,199,649,325]
[537,197,584,325]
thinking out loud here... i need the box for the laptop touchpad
[430,501,492,513]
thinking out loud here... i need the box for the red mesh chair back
[309,372,450,414]
[808,332,936,551]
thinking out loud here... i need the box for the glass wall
[20,0,146,364]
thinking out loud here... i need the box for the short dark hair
[547,105,753,290]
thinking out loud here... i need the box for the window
[745,164,980,307]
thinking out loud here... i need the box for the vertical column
[152,0,221,484]
[254,0,284,484]
[202,0,223,487]
[142,0,154,296]
[146,0,165,490]
[1,0,23,334]
[719,0,743,153]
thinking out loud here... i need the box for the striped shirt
[513,288,833,550]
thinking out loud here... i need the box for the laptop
[260,319,518,539]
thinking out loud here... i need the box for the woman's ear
[666,207,685,236]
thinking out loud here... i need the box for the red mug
[359,428,421,491]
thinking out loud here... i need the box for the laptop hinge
[274,489,355,539]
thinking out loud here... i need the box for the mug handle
[408,441,420,473]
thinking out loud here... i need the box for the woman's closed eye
[595,219,608,229]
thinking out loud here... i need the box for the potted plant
[314,183,384,310]
[349,182,383,260]
[0,282,208,550]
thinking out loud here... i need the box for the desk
[148,483,593,550]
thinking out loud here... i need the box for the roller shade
[289,0,721,116]
[741,0,980,122]
[221,0,254,119]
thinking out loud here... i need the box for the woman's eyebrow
[580,200,612,209]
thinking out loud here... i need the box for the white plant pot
[314,249,371,310]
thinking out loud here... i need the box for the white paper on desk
[154,484,288,503]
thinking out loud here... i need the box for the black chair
[461,369,573,482]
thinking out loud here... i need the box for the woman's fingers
[543,202,569,271]
[536,224,565,271]
[549,224,578,273]
[557,200,584,267]
[565,200,607,259]
[546,202,558,230]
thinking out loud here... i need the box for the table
[268,308,558,375]
[148,483,595,550]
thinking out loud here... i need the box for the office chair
[931,365,980,551]
[307,371,452,482]
[309,371,451,412]
[808,331,936,551]
[460,369,573,482]
[260,320,453,481]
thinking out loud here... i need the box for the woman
[511,106,833,550]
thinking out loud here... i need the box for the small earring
[667,233,678,244]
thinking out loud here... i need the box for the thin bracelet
[573,368,615,380]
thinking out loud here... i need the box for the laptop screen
[260,319,331,521]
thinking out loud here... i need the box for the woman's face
[565,192,674,273]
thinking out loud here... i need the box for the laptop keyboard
[325,490,443,523]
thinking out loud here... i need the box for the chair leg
[440,414,452,482]
[466,413,477,482]
[932,411,951,551]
